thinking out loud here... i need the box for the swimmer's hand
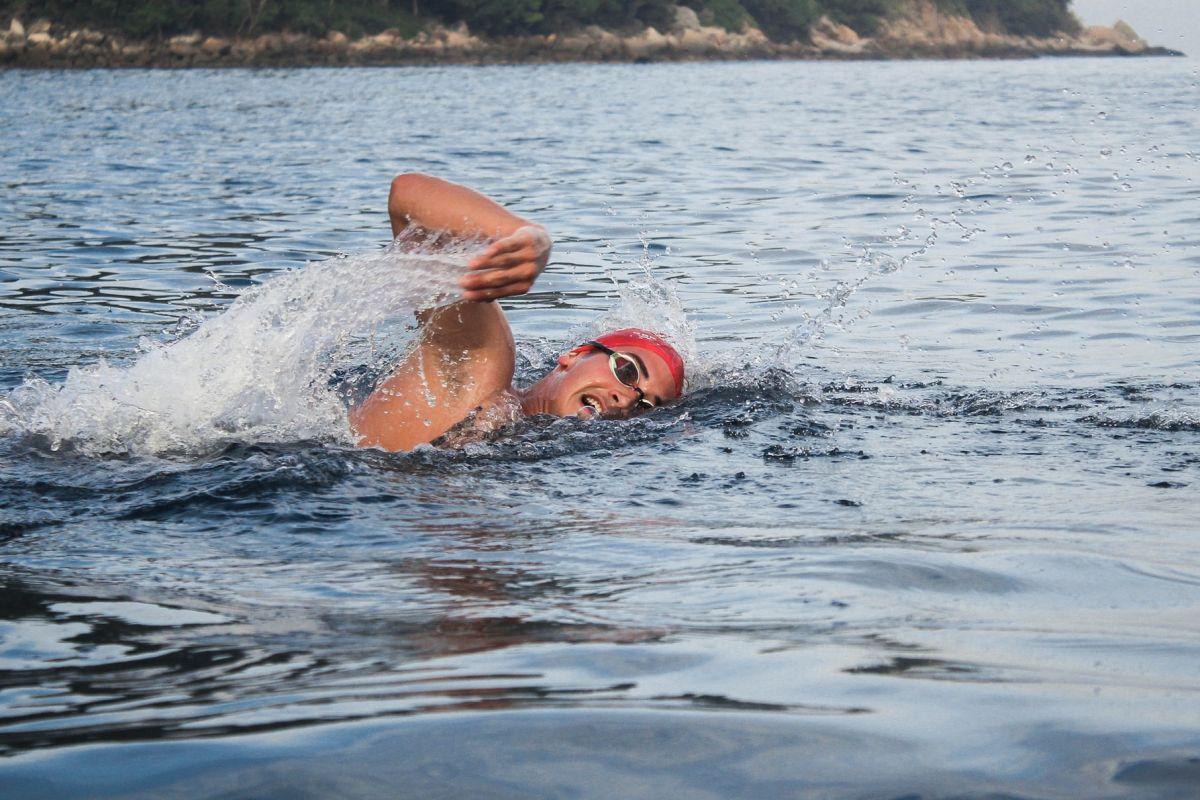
[460,225,551,302]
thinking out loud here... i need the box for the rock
[553,33,591,54]
[726,26,770,54]
[595,28,622,55]
[580,25,620,55]
[200,36,229,55]
[672,5,701,33]
[1112,20,1147,51]
[1081,22,1146,54]
[942,15,983,47]
[255,32,284,53]
[27,31,52,47]
[430,24,475,50]
[674,27,711,54]
[80,28,105,44]
[443,30,474,50]
[167,32,202,56]
[625,26,668,59]
[29,18,51,35]
[812,15,859,46]
[326,30,348,47]
[9,18,24,37]
[1080,26,1118,52]
[811,15,868,54]
[369,31,398,48]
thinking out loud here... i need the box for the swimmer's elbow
[391,172,432,196]
[390,172,423,206]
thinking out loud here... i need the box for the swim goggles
[584,340,655,412]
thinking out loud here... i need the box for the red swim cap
[590,328,685,397]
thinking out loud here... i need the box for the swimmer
[350,174,685,451]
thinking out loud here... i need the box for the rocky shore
[0,3,1181,69]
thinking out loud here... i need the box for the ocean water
[1,58,1198,798]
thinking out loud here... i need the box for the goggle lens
[611,355,641,388]
[584,340,657,412]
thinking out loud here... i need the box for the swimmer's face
[541,343,680,419]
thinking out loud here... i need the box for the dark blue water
[1,59,1199,798]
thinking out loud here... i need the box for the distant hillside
[3,0,1175,67]
[0,0,1080,42]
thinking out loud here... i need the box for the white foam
[0,242,472,456]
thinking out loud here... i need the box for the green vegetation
[1,0,1081,41]
[964,0,1078,37]
[0,0,424,38]
[825,0,895,35]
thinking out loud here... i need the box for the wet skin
[523,343,678,420]
[349,174,679,452]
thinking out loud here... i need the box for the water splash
[549,228,697,391]
[0,237,475,456]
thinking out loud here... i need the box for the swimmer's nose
[610,384,639,413]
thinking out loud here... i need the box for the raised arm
[351,175,549,450]
[389,173,551,302]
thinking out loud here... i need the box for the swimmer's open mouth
[580,394,603,417]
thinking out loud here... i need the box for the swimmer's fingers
[460,264,540,300]
[461,226,550,300]
[466,251,539,276]
[467,225,551,272]
[467,237,522,269]
[461,261,539,289]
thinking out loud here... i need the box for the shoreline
[1,15,1183,70]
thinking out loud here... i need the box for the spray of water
[589,233,697,384]
[0,237,475,456]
